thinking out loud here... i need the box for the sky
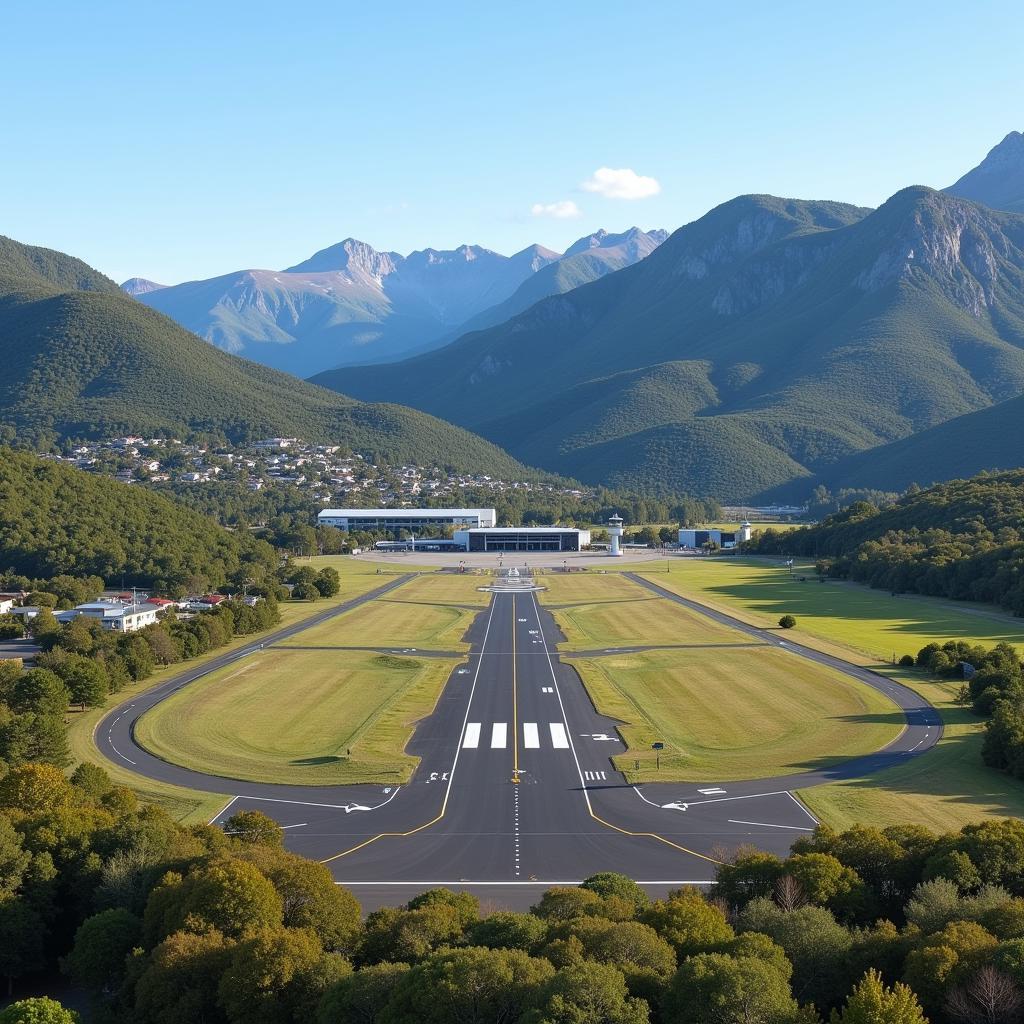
[3,0,1022,284]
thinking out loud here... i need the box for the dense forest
[0,449,278,592]
[4,735,1024,1024]
[751,471,1024,615]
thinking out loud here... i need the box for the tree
[69,762,114,801]
[0,998,79,1024]
[143,857,284,944]
[737,899,854,1011]
[240,847,362,953]
[0,763,73,813]
[640,887,734,956]
[54,654,108,709]
[316,961,411,1024]
[532,886,604,922]
[383,946,554,1024]
[132,927,236,1024]
[526,959,648,1024]
[316,568,341,598]
[9,669,69,717]
[581,873,650,914]
[0,815,31,899]
[63,908,142,992]
[946,965,1024,1024]
[779,615,797,629]
[0,899,47,998]
[783,852,866,919]
[830,969,927,1024]
[466,911,548,953]
[714,851,784,908]
[663,950,803,1024]
[226,809,283,846]
[357,904,464,965]
[217,926,350,1024]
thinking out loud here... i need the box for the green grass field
[134,648,455,786]
[279,593,475,652]
[69,559,438,819]
[541,573,738,650]
[628,558,1024,660]
[569,647,901,783]
[618,558,1024,829]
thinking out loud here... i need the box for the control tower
[608,515,624,557]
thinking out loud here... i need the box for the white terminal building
[317,507,496,532]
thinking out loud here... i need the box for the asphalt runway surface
[96,570,942,910]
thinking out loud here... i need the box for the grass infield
[134,648,456,786]
[569,646,901,783]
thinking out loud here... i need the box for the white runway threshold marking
[491,723,508,748]
[549,723,570,749]
[462,723,481,748]
[523,723,540,748]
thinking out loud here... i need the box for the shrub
[779,615,796,629]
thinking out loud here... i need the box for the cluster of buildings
[2,591,262,634]
[39,436,595,508]
[318,507,595,553]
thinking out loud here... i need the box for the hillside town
[39,435,593,506]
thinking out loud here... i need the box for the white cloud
[530,200,582,219]
[581,167,661,200]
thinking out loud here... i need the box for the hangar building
[453,527,591,552]
[678,522,752,550]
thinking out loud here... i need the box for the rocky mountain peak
[284,238,402,277]
[121,277,166,296]
[946,130,1024,213]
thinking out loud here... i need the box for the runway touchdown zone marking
[463,723,481,748]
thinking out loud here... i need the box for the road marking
[491,723,508,748]
[523,723,540,748]
[697,787,727,795]
[728,819,813,831]
[321,593,499,863]
[336,880,718,886]
[584,770,607,781]
[549,723,569,749]
[541,686,553,693]
[512,595,520,779]
[463,723,481,748]
[529,591,721,866]
[208,795,238,824]
[241,788,401,812]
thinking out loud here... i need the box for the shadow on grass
[701,569,1024,644]
[290,755,344,766]
[797,727,1024,819]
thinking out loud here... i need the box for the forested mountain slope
[0,447,275,588]
[0,236,539,478]
[327,189,1024,500]
[751,469,1024,614]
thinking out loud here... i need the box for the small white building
[0,598,14,616]
[74,602,162,632]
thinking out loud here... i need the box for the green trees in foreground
[10,761,1024,1023]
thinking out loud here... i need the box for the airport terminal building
[318,507,496,532]
[453,527,591,552]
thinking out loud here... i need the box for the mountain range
[326,167,1024,500]
[124,228,667,377]
[0,235,542,479]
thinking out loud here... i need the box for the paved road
[96,571,942,910]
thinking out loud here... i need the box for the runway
[95,570,942,910]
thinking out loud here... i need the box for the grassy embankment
[68,558,437,822]
[623,557,1024,830]
[131,571,488,790]
[538,573,902,783]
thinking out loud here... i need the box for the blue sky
[3,0,1022,283]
